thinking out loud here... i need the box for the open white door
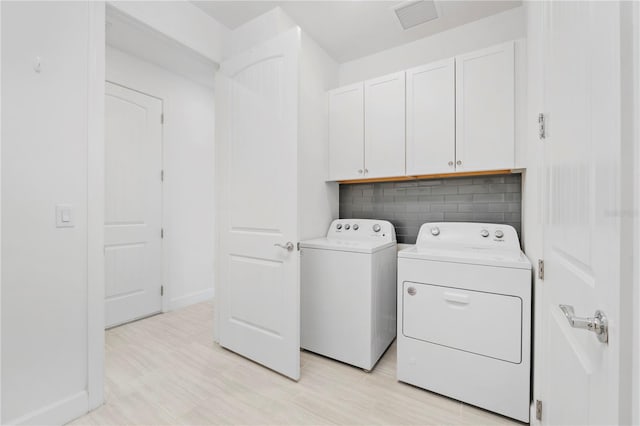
[105,82,163,328]
[216,29,301,380]
[540,2,622,424]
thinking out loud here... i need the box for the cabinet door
[328,83,364,180]
[455,41,515,172]
[406,59,455,175]
[364,72,406,179]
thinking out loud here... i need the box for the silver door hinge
[535,400,542,421]
[538,259,544,280]
[161,170,164,181]
[161,228,164,239]
[297,242,300,251]
[161,285,164,296]
[538,113,546,140]
[161,113,164,124]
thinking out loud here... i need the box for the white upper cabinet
[455,41,515,172]
[327,40,518,181]
[364,72,406,179]
[328,82,364,181]
[406,58,455,175]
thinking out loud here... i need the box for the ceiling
[192,1,521,63]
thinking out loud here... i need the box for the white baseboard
[7,390,88,426]
[169,288,214,311]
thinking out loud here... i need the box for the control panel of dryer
[415,222,521,251]
[327,219,396,243]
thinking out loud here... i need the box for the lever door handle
[274,242,294,252]
[559,304,608,343]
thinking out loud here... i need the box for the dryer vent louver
[393,1,439,30]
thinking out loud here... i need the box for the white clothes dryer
[397,222,532,422]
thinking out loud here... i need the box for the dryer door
[402,281,522,363]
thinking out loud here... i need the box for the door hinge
[160,113,164,124]
[297,242,300,251]
[161,228,164,239]
[538,259,545,280]
[535,399,543,421]
[161,169,164,182]
[161,285,164,296]
[538,113,546,140]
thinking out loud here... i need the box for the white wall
[338,6,525,86]
[298,32,340,240]
[223,7,296,59]
[108,0,228,64]
[1,2,103,424]
[106,46,216,311]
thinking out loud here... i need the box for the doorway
[104,82,164,328]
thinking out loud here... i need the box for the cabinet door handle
[448,161,454,167]
[357,169,363,174]
[457,160,462,166]
[364,169,368,174]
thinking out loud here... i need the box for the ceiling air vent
[393,0,439,30]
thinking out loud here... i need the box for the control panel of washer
[328,219,396,242]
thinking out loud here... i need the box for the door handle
[559,304,608,344]
[274,242,294,252]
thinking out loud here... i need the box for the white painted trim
[169,289,214,311]
[633,3,640,423]
[0,1,3,421]
[87,0,106,412]
[6,391,88,426]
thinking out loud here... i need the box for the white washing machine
[397,222,532,422]
[300,219,397,371]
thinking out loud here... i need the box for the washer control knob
[372,224,381,233]
[480,229,490,238]
[344,224,351,230]
[431,227,440,236]
[495,230,504,239]
[336,223,342,230]
[353,224,359,231]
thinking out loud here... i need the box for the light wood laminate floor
[71,301,522,425]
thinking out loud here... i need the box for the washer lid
[398,244,531,270]
[300,238,396,254]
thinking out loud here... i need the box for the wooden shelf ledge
[337,169,521,185]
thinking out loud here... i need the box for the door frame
[104,80,167,322]
[87,1,106,411]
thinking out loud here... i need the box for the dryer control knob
[353,224,359,231]
[480,229,490,238]
[336,223,342,230]
[495,230,504,239]
[344,224,351,230]
[372,224,381,233]
[431,227,440,236]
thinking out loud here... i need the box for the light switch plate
[56,204,74,228]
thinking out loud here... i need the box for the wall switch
[56,204,74,228]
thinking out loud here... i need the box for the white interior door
[540,2,622,424]
[105,82,163,328]
[216,29,300,380]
